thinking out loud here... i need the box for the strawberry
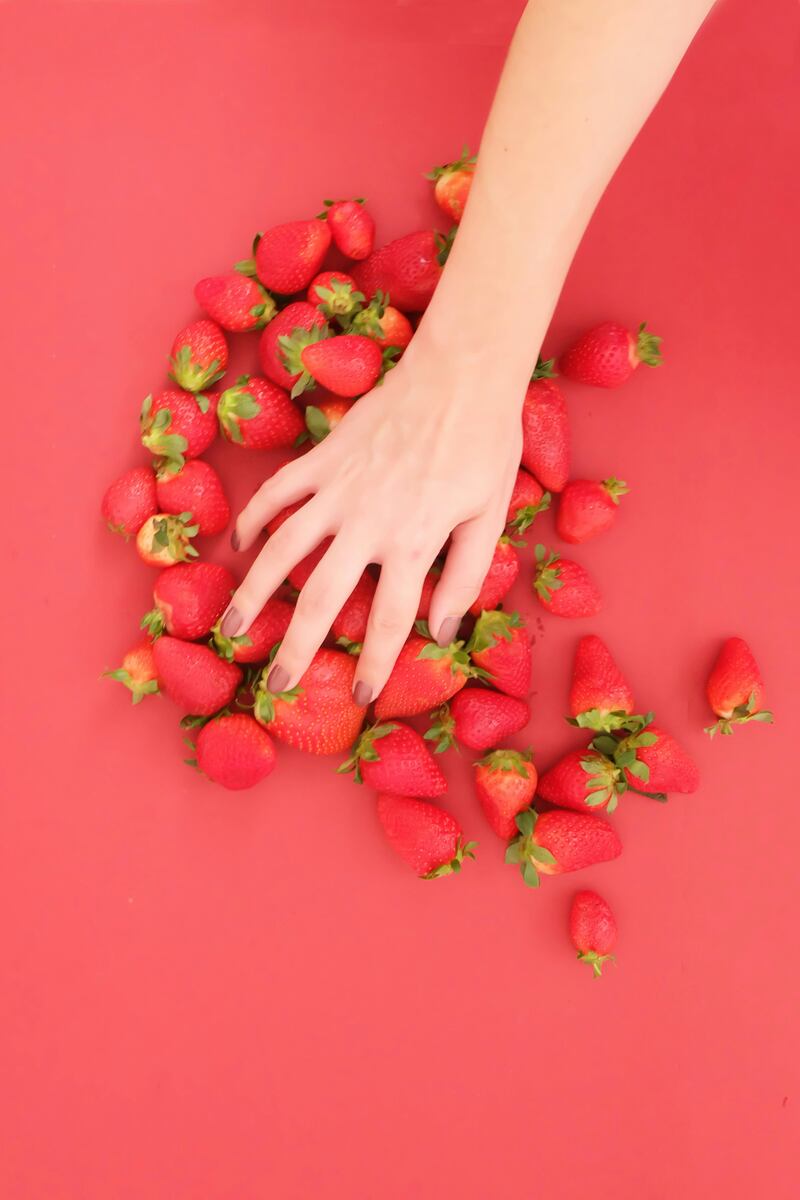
[416,568,440,621]
[169,319,228,393]
[533,545,602,618]
[101,466,157,538]
[135,512,199,567]
[104,640,159,704]
[506,808,622,888]
[140,390,218,469]
[557,478,629,544]
[570,890,617,977]
[213,596,294,664]
[153,637,241,715]
[351,230,452,313]
[351,291,414,351]
[374,624,476,719]
[506,468,550,533]
[217,375,304,449]
[306,271,365,324]
[302,398,354,444]
[141,561,234,640]
[469,537,521,615]
[319,198,375,260]
[520,361,570,492]
[467,609,532,699]
[252,219,332,294]
[560,321,662,388]
[705,637,773,737]
[474,748,537,840]
[193,714,277,791]
[426,689,529,753]
[194,272,276,332]
[265,500,330,591]
[376,794,476,878]
[568,634,636,732]
[426,146,476,223]
[155,459,230,537]
[259,301,328,391]
[618,726,700,794]
[537,748,625,814]
[300,334,383,398]
[332,572,377,649]
[254,648,365,754]
[339,721,447,797]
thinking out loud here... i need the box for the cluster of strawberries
[101,149,773,976]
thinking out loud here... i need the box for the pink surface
[2,2,799,1197]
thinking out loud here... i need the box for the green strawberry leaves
[103,668,159,705]
[337,722,397,783]
[509,492,551,534]
[218,379,262,444]
[635,322,663,368]
[705,690,775,737]
[466,609,524,656]
[505,809,556,888]
[531,356,557,381]
[424,144,476,180]
[532,545,563,603]
[423,838,477,879]
[475,748,533,778]
[424,704,457,754]
[278,323,328,399]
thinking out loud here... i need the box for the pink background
[2,1,799,1196]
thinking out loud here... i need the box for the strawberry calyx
[140,605,166,639]
[337,722,397,783]
[103,667,159,705]
[145,512,199,563]
[532,545,563,604]
[476,747,533,776]
[567,708,649,735]
[425,145,477,181]
[169,344,225,394]
[424,704,457,753]
[577,949,616,978]
[335,635,363,657]
[435,227,457,267]
[211,619,254,663]
[217,376,262,443]
[504,808,556,888]
[531,356,557,381]
[509,491,551,534]
[278,324,329,399]
[633,322,663,368]
[705,691,774,738]
[312,278,365,324]
[350,290,389,339]
[602,477,629,504]
[590,721,668,804]
[140,394,188,472]
[414,620,476,678]
[467,609,524,656]
[233,232,263,276]
[253,664,303,723]
[423,837,477,880]
[303,405,332,444]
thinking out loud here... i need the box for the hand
[222,343,524,705]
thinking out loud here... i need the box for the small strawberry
[141,561,235,640]
[520,361,570,492]
[319,198,375,260]
[351,229,452,313]
[252,219,332,293]
[169,319,228,393]
[560,321,662,388]
[259,301,328,391]
[217,375,304,449]
[140,390,218,469]
[705,637,773,737]
[506,808,622,888]
[376,793,476,878]
[332,572,377,650]
[306,271,365,324]
[416,568,440,622]
[469,537,521,615]
[339,721,447,797]
[426,146,476,223]
[506,468,550,533]
[426,689,530,753]
[533,545,602,618]
[153,637,241,715]
[254,648,366,754]
[194,272,276,332]
[467,610,532,699]
[570,890,617,977]
[618,725,700,794]
[568,634,636,732]
[101,466,157,538]
[300,334,383,399]
[213,596,294,664]
[474,748,537,840]
[104,640,159,704]
[374,623,477,719]
[193,714,277,791]
[155,459,230,537]
[351,291,414,351]
[302,398,354,444]
[557,478,629,544]
[135,512,199,567]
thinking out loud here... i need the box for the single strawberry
[426,689,530,753]
[306,271,365,324]
[474,748,537,840]
[141,561,235,640]
[101,466,157,538]
[213,596,294,664]
[416,568,440,621]
[252,219,332,294]
[506,808,622,888]
[469,537,521,616]
[374,623,476,719]
[153,637,241,715]
[705,637,773,737]
[264,499,330,591]
[506,468,550,533]
[533,545,602,618]
[217,374,304,449]
[140,390,218,469]
[300,334,383,398]
[351,229,452,313]
[351,291,414,351]
[570,890,618,977]
[302,398,354,444]
[618,725,700,794]
[376,793,476,878]
[135,513,199,567]
[155,459,230,537]
[193,713,277,790]
[537,748,623,814]
[467,610,532,699]
[254,648,365,754]
[426,146,476,223]
[520,361,570,492]
[557,478,629,544]
[332,572,377,650]
[568,634,636,732]
[168,319,228,393]
[319,198,375,260]
[339,721,447,797]
[560,321,662,388]
[104,640,159,704]
[194,272,276,332]
[259,301,328,391]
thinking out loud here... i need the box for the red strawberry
[135,513,199,567]
[194,272,276,332]
[619,726,700,794]
[253,219,332,293]
[193,714,277,791]
[557,478,629,544]
[156,459,230,537]
[169,319,228,393]
[467,609,532,699]
[533,545,602,618]
[560,321,662,388]
[426,146,476,223]
[537,748,623,814]
[426,689,530,753]
[320,198,375,260]
[339,721,447,797]
[141,561,234,641]
[705,637,773,737]
[302,397,354,444]
[153,637,241,715]
[376,794,476,878]
[265,499,330,591]
[300,334,383,398]
[570,890,618,977]
[254,648,366,754]
[474,748,537,840]
[374,625,476,719]
[506,807,622,888]
[351,291,414,350]
[416,568,440,622]
[217,375,304,449]
[351,230,450,313]
[469,537,521,615]
[213,596,294,664]
[520,362,570,492]
[140,390,218,469]
[306,271,365,323]
[101,466,157,538]
[259,301,328,391]
[568,635,636,731]
[332,572,377,649]
[104,640,159,704]
[505,468,550,533]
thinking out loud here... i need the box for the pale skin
[222,0,716,705]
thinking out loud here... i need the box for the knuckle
[369,605,412,638]
[293,579,326,621]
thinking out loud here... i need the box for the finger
[354,559,428,705]
[233,457,316,551]
[428,513,503,645]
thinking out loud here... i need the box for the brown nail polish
[436,616,461,647]
[353,681,372,708]
[267,664,290,693]
[220,607,243,637]
[231,529,240,551]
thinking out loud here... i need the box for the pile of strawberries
[102,149,774,976]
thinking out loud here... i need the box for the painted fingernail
[267,664,290,693]
[220,607,243,637]
[353,681,372,708]
[436,616,461,647]
[231,529,240,551]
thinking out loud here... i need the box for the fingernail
[436,616,461,647]
[353,681,372,708]
[267,664,290,693]
[220,607,243,637]
[231,529,240,551]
